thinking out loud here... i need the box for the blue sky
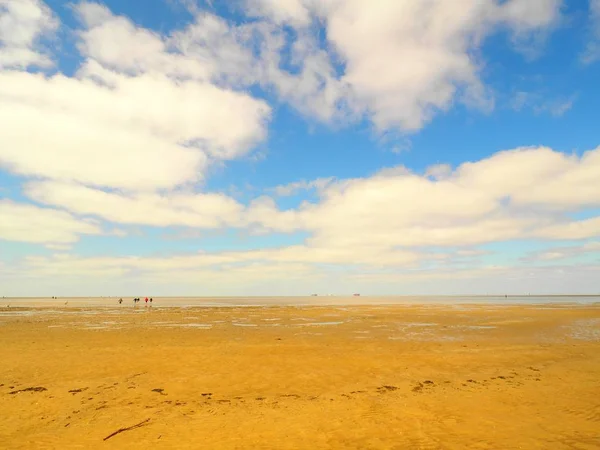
[0,0,599,296]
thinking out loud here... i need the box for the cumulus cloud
[23,180,246,228]
[74,2,344,125]
[156,0,564,132]
[0,69,270,189]
[0,200,101,245]
[0,2,271,192]
[0,0,58,69]
[75,2,211,80]
[170,13,351,123]
[239,0,562,131]
[250,146,600,248]
[24,146,600,252]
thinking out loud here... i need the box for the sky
[0,0,599,297]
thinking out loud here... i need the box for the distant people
[150,298,153,304]
[145,297,148,306]
[119,298,123,304]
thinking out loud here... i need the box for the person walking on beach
[145,297,148,306]
[119,298,123,304]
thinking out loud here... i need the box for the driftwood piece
[103,418,150,441]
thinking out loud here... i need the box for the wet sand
[1,304,599,449]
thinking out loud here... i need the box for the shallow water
[2,295,599,309]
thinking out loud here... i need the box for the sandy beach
[1,303,599,449]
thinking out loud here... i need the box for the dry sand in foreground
[1,304,599,449]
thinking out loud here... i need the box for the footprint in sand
[68,387,88,394]
[413,381,435,393]
[377,385,398,393]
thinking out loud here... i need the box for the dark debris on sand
[9,387,47,395]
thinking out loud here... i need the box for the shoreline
[2,294,600,309]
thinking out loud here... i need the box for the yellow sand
[1,304,599,449]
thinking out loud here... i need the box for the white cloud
[245,0,312,26]
[75,2,211,80]
[1,0,563,166]
[23,180,246,228]
[251,146,600,248]
[271,177,334,196]
[507,147,600,209]
[524,241,600,261]
[0,200,101,245]
[0,0,58,69]
[424,164,453,180]
[535,97,576,117]
[170,14,351,124]
[582,0,600,64]
[10,244,421,281]
[243,0,562,131]
[5,251,599,296]
[535,217,600,240]
[0,72,205,190]
[24,145,600,252]
[511,91,577,117]
[44,243,74,251]
[159,0,562,132]
[0,3,271,191]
